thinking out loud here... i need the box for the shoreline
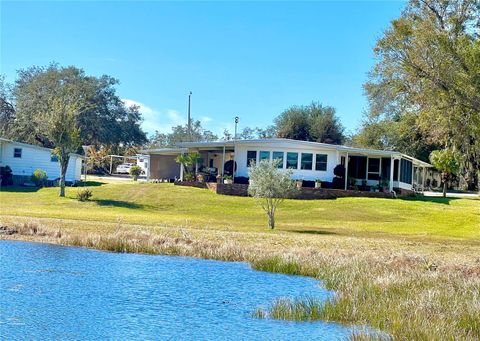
[1,218,479,340]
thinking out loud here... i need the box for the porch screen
[400,159,413,184]
[246,151,257,167]
[286,152,298,169]
[272,152,284,168]
[367,158,380,180]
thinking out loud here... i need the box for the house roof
[142,138,433,167]
[0,137,83,158]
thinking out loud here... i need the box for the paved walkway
[423,191,479,199]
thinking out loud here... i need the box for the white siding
[234,142,338,181]
[0,141,82,182]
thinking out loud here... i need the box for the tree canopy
[274,102,345,144]
[147,120,218,148]
[1,64,147,149]
[361,0,480,190]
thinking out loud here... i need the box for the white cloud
[122,98,186,136]
[122,99,237,138]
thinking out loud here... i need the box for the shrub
[0,166,13,186]
[31,169,48,187]
[129,165,142,181]
[333,164,345,178]
[248,159,296,229]
[76,188,93,201]
[184,172,195,181]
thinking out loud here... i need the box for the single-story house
[0,137,83,184]
[141,138,433,193]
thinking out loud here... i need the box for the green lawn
[1,180,478,240]
[2,179,480,340]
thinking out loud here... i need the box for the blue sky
[1,1,404,138]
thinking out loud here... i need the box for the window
[209,159,214,168]
[13,148,22,158]
[259,151,270,161]
[315,154,328,171]
[300,153,313,170]
[286,152,298,169]
[272,151,284,168]
[246,150,257,167]
[50,154,59,162]
[367,158,381,180]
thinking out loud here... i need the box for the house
[141,138,433,193]
[0,137,83,184]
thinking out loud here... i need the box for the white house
[142,138,433,192]
[0,137,83,183]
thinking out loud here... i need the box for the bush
[0,166,13,186]
[31,169,48,187]
[129,165,142,181]
[333,164,345,178]
[76,188,93,201]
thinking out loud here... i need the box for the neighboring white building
[0,137,83,183]
[142,138,433,192]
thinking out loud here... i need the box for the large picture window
[259,151,270,161]
[367,158,380,180]
[246,150,257,167]
[315,154,328,171]
[300,153,313,170]
[272,151,284,168]
[286,152,298,169]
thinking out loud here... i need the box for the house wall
[234,142,339,181]
[0,141,81,182]
[150,154,180,180]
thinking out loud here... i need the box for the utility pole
[187,91,192,141]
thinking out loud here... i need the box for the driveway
[423,191,479,199]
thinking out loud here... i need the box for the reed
[1,218,479,340]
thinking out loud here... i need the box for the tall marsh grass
[1,218,479,340]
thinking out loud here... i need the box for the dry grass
[1,216,479,340]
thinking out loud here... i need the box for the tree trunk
[268,211,275,229]
[59,157,69,197]
[442,180,447,198]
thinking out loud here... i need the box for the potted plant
[197,173,205,182]
[295,179,303,189]
[315,179,322,189]
[184,172,195,182]
[223,175,233,184]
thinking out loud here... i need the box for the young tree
[175,153,201,180]
[429,149,460,198]
[45,96,82,197]
[248,159,296,229]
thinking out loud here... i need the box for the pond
[0,240,361,340]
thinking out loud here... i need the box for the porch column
[221,145,226,177]
[344,152,349,190]
[180,163,184,181]
[422,167,426,192]
[232,142,237,181]
[389,156,394,192]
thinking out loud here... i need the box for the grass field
[1,179,479,340]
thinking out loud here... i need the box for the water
[0,240,359,340]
